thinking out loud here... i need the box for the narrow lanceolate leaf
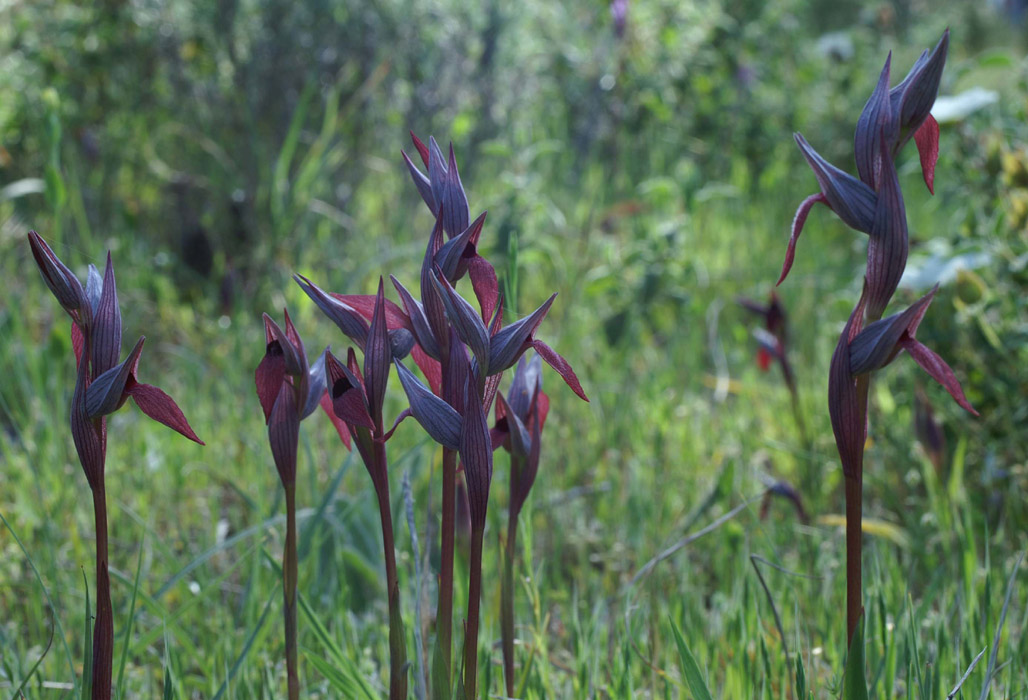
[669,620,715,700]
[85,336,145,418]
[778,192,829,286]
[363,279,391,423]
[488,294,556,374]
[433,271,491,375]
[325,351,374,431]
[864,137,908,319]
[829,289,868,480]
[294,274,369,350]
[28,231,89,321]
[459,373,493,531]
[913,115,940,194]
[126,383,204,444]
[531,339,589,401]
[843,614,869,700]
[854,54,895,189]
[402,149,435,211]
[794,134,877,234]
[395,359,462,450]
[268,383,300,486]
[849,286,936,375]
[71,358,106,489]
[91,253,122,378]
[391,274,440,360]
[900,339,979,415]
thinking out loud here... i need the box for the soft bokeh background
[1,0,1026,696]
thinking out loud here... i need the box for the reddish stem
[91,483,113,700]
[373,438,407,700]
[284,484,299,700]
[463,526,485,699]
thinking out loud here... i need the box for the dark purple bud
[828,285,869,480]
[435,211,487,283]
[268,382,299,486]
[27,231,89,324]
[794,134,877,234]
[854,54,896,189]
[294,274,369,350]
[459,371,493,531]
[391,274,440,360]
[488,294,555,374]
[389,328,415,360]
[427,137,470,238]
[394,359,462,450]
[363,279,391,423]
[432,270,491,375]
[85,336,145,418]
[325,351,375,430]
[864,137,908,319]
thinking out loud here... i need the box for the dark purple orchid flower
[254,309,333,485]
[29,232,203,489]
[491,353,550,519]
[778,32,948,314]
[738,292,788,372]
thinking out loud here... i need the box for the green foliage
[1,0,1026,697]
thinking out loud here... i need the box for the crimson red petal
[329,293,412,332]
[531,339,588,401]
[319,392,352,450]
[127,383,204,444]
[468,255,498,323]
[778,193,827,286]
[900,338,978,416]
[913,114,939,195]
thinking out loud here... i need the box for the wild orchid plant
[254,309,335,700]
[28,232,203,700]
[777,30,978,646]
[294,134,587,699]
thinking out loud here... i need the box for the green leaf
[844,615,869,700]
[81,570,93,700]
[116,538,146,697]
[431,640,451,700]
[669,618,714,700]
[304,652,379,700]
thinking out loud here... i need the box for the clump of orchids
[258,134,587,699]
[778,30,978,647]
[28,232,203,700]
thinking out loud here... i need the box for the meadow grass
[1,7,1026,696]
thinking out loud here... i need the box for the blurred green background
[1,0,1026,697]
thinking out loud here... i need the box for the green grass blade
[979,549,1025,700]
[210,585,277,700]
[8,607,55,700]
[844,615,868,700]
[669,618,714,700]
[81,569,93,700]
[115,536,145,698]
